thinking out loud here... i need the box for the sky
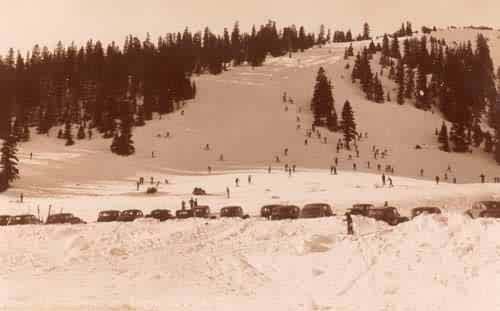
[1,0,499,54]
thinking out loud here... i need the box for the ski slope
[2,29,500,311]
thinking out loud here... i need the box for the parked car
[301,203,335,218]
[220,206,249,219]
[0,215,11,226]
[365,207,409,226]
[8,214,42,226]
[466,201,500,219]
[46,213,86,225]
[97,210,121,222]
[261,204,284,219]
[411,206,442,219]
[146,209,174,221]
[193,206,216,219]
[348,203,374,216]
[117,210,144,222]
[175,209,194,219]
[270,205,300,220]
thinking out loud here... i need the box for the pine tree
[77,125,86,140]
[0,135,19,191]
[484,131,493,152]
[311,67,335,126]
[111,104,135,156]
[135,105,146,126]
[64,121,75,146]
[450,122,468,152]
[390,36,401,59]
[396,59,405,105]
[438,122,450,152]
[327,111,338,131]
[341,100,357,149]
[405,67,415,99]
[373,74,385,103]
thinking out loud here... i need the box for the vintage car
[260,204,284,219]
[8,214,42,226]
[348,203,375,216]
[365,207,409,226]
[411,206,442,219]
[0,215,11,226]
[301,203,335,218]
[146,209,174,221]
[193,206,216,219]
[46,213,86,225]
[466,201,500,219]
[270,205,300,220]
[97,210,121,222]
[117,209,144,222]
[175,209,194,219]
[220,206,249,219]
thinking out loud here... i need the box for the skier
[235,178,240,187]
[181,110,185,116]
[283,92,287,103]
[356,150,360,158]
[330,165,334,175]
[292,164,296,172]
[152,151,155,158]
[208,166,212,174]
[334,157,338,166]
[181,201,186,210]
[136,181,140,191]
[382,173,386,186]
[480,174,486,183]
[345,213,354,235]
[447,165,452,172]
[165,179,169,184]
[420,168,424,177]
[194,199,198,207]
[219,154,224,161]
[166,131,170,138]
[384,201,389,207]
[205,144,210,151]
[288,167,292,177]
[285,164,289,172]
[324,137,328,144]
[453,177,457,184]
[30,152,33,160]
[268,166,272,174]
[435,176,440,185]
[150,177,154,185]
[226,187,230,199]
[276,156,280,163]
[348,155,353,160]
[367,161,371,169]
[20,193,23,203]
[156,181,160,187]
[353,163,357,170]
[248,175,252,184]
[388,177,393,187]
[444,173,448,181]
[304,139,308,145]
[284,148,289,156]
[139,177,144,185]
[88,129,92,139]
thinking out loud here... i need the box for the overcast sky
[1,0,498,54]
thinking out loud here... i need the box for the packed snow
[2,29,500,311]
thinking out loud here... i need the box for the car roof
[123,209,142,212]
[100,210,120,213]
[304,203,330,208]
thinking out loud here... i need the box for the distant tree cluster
[393,21,414,38]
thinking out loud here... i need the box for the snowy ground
[2,29,500,310]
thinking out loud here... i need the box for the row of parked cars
[1,201,498,227]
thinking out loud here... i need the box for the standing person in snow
[194,199,198,207]
[288,167,292,177]
[208,166,212,174]
[181,110,185,116]
[150,177,154,185]
[30,152,32,160]
[165,179,169,184]
[205,144,210,151]
[323,137,328,144]
[480,174,486,183]
[156,181,160,187]
[292,164,296,172]
[336,145,340,153]
[219,154,224,161]
[334,157,338,166]
[382,173,386,186]
[152,151,155,158]
[330,165,334,175]
[444,173,448,181]
[136,181,140,191]
[248,175,252,184]
[20,193,23,203]
[384,201,389,207]
[181,201,186,210]
[435,176,440,185]
[283,92,287,103]
[226,187,230,199]
[88,129,92,139]
[453,177,457,184]
[140,177,144,184]
[345,213,354,235]
[284,164,289,172]
[235,178,240,187]
[284,148,289,156]
[356,149,360,158]
[377,164,381,171]
[367,161,371,169]
[420,168,424,177]
[304,139,308,146]
[268,166,272,174]
[353,163,357,170]
[447,165,452,172]
[189,198,194,209]
[388,177,393,187]
[276,156,280,163]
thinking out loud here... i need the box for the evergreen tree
[0,135,19,191]
[450,122,468,152]
[373,74,385,103]
[362,23,370,40]
[472,121,484,147]
[404,67,415,99]
[340,100,356,149]
[327,111,338,131]
[64,121,75,146]
[77,125,86,139]
[311,67,335,126]
[438,122,450,152]
[111,104,135,156]
[484,131,493,152]
[390,36,401,59]
[396,59,405,105]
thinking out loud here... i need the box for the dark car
[466,201,500,219]
[175,209,194,219]
[193,206,216,219]
[366,207,409,226]
[411,206,442,219]
[261,204,284,219]
[46,213,86,225]
[146,209,174,221]
[117,209,144,222]
[0,215,11,226]
[220,206,249,219]
[348,203,375,216]
[97,210,121,222]
[8,214,42,226]
[301,203,335,218]
[270,205,300,220]
[479,209,500,218]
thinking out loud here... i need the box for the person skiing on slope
[382,173,386,186]
[480,174,486,183]
[420,168,424,177]
[226,187,230,199]
[388,177,393,187]
[248,175,252,184]
[435,176,440,185]
[235,178,240,187]
[345,213,354,235]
